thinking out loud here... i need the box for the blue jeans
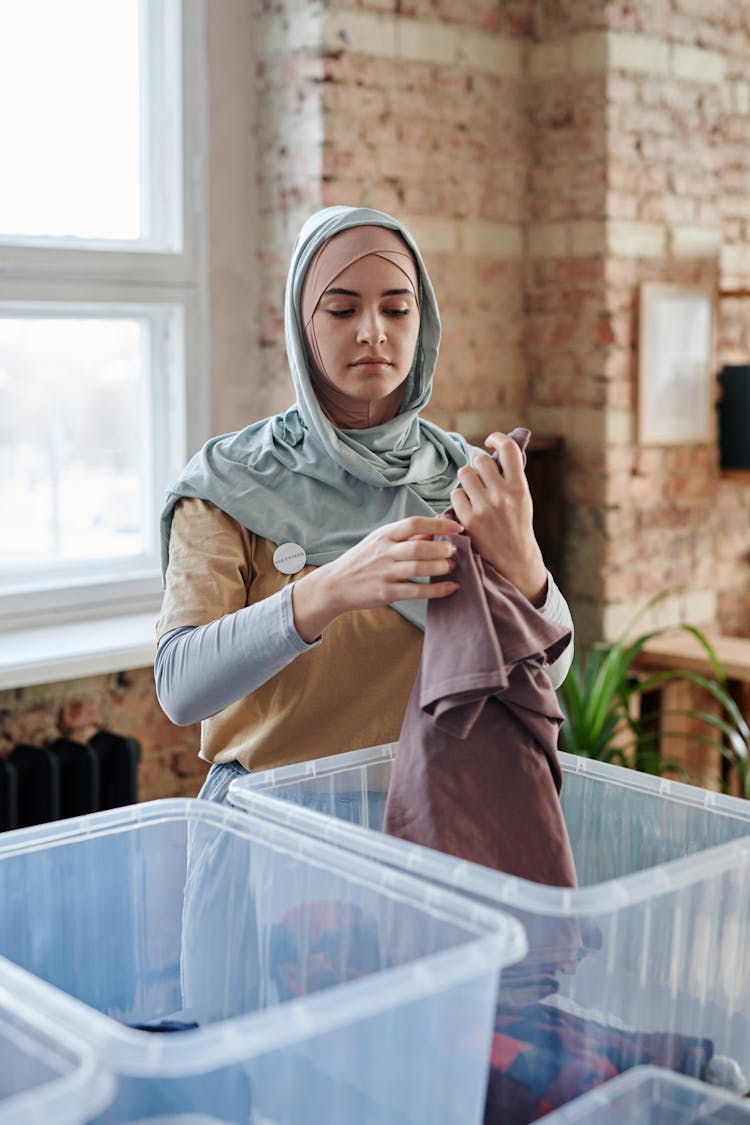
[198,758,389,829]
[197,760,248,805]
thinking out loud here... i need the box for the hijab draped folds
[160,205,474,629]
[301,225,421,429]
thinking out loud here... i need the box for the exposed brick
[0,705,59,753]
[7,0,747,797]
[59,697,104,745]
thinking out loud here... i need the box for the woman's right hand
[291,516,462,643]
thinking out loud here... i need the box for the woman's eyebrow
[322,287,415,297]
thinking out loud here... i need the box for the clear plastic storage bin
[0,797,526,1125]
[0,973,113,1124]
[541,1065,750,1122]
[229,744,750,1122]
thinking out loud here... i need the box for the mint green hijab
[161,205,473,628]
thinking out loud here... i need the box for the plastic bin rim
[228,785,750,917]
[0,800,528,1076]
[540,1064,750,1121]
[237,742,750,823]
[0,979,115,1124]
[0,796,523,941]
[0,933,525,1079]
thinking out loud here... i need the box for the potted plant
[557,598,750,798]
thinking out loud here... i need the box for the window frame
[0,0,209,632]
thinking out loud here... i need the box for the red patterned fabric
[485,1001,712,1124]
[269,900,715,1125]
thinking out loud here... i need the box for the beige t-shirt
[157,499,423,772]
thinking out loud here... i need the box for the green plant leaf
[556,598,750,794]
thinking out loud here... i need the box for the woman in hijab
[155,205,574,804]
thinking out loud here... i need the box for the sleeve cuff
[279,583,324,652]
[537,571,571,626]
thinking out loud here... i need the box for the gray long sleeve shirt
[155,573,573,726]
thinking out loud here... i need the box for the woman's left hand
[450,431,548,605]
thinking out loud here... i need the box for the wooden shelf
[720,469,750,482]
[634,630,750,685]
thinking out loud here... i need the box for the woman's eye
[325,306,409,319]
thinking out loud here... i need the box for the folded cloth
[125,1018,200,1032]
[383,544,574,884]
[485,1000,714,1124]
[383,429,575,886]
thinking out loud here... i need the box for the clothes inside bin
[485,1000,714,1125]
[267,896,737,1125]
[269,900,381,998]
[125,1018,200,1033]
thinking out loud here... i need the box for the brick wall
[0,670,205,803]
[715,9,750,636]
[522,7,740,645]
[256,0,750,646]
[255,0,530,439]
[4,0,750,805]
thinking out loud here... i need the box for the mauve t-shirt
[383,429,577,889]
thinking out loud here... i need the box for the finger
[455,464,489,507]
[391,579,460,600]
[392,556,457,581]
[449,487,474,525]
[391,516,463,541]
[484,433,525,482]
[486,426,531,453]
[394,539,457,562]
[483,430,507,454]
[471,451,505,495]
[410,533,454,542]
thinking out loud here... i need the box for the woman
[155,205,573,804]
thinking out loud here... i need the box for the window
[0,0,206,629]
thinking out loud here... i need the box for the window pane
[0,317,150,570]
[0,0,178,244]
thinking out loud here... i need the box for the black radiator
[0,731,140,832]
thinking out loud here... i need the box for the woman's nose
[356,310,386,345]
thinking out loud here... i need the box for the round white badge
[273,542,307,575]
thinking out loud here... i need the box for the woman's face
[310,253,420,404]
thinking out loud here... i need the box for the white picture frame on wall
[638,281,715,445]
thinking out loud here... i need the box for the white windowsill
[0,612,157,691]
